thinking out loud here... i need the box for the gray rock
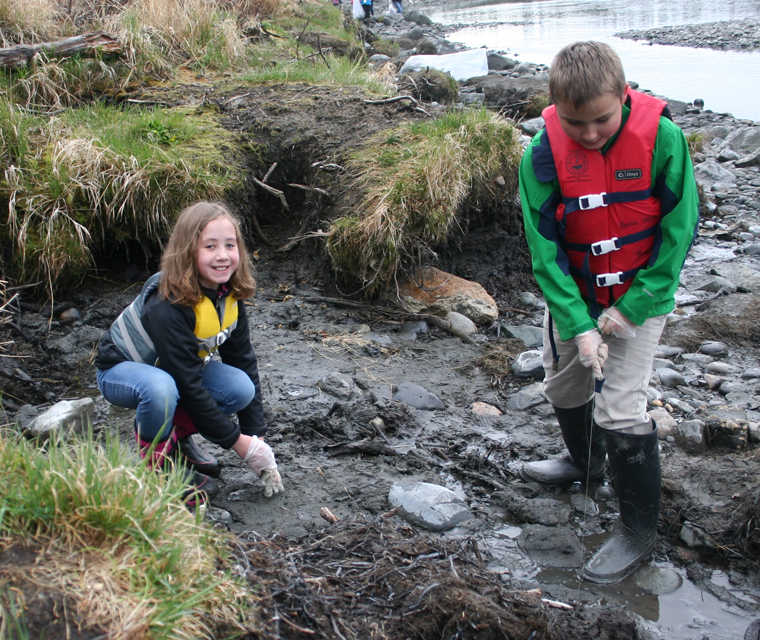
[653,357,676,370]
[506,382,546,411]
[388,481,472,531]
[501,323,543,348]
[681,353,714,365]
[487,52,518,71]
[694,159,737,191]
[634,566,683,595]
[696,275,738,293]
[674,419,706,453]
[392,381,444,410]
[512,349,544,378]
[445,311,477,337]
[705,361,739,375]
[680,520,718,549]
[22,398,95,438]
[741,367,760,379]
[517,290,544,308]
[650,407,677,436]
[570,494,599,516]
[368,53,391,66]
[698,341,729,356]
[656,367,687,388]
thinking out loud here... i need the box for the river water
[426,0,760,122]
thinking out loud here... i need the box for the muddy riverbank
[2,9,760,640]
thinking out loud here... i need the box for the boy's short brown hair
[549,41,626,108]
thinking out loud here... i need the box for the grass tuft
[326,108,523,298]
[0,426,256,639]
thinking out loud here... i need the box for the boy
[518,41,698,583]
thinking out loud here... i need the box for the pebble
[699,341,730,356]
[392,381,444,410]
[634,566,683,595]
[656,368,687,388]
[512,350,544,378]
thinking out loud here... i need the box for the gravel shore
[615,18,760,51]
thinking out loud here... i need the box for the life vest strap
[563,187,653,215]
[563,225,658,255]
[570,265,639,287]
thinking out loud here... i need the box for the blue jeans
[96,360,255,441]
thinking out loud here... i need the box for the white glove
[574,329,608,380]
[244,436,284,497]
[598,307,636,339]
[261,468,284,498]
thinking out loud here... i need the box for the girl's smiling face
[195,215,240,288]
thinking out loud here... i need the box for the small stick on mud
[252,177,289,210]
[287,183,330,197]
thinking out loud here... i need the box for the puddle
[537,560,757,639]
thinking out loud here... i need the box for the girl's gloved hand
[244,436,284,497]
[598,307,636,339]
[574,329,608,380]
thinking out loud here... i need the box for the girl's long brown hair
[159,201,256,306]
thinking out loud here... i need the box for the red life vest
[542,88,666,308]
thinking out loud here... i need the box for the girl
[95,201,283,499]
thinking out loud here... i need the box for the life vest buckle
[596,271,624,287]
[578,192,608,210]
[591,237,620,256]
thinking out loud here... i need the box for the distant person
[391,0,403,13]
[361,0,373,20]
[95,201,283,505]
[519,41,698,583]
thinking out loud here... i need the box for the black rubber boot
[181,469,220,509]
[521,401,606,485]
[176,435,221,478]
[581,425,660,584]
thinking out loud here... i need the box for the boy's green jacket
[519,104,700,341]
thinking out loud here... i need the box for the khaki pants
[541,309,667,434]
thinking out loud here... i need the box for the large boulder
[398,266,498,325]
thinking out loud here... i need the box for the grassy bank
[0,428,256,639]
[328,108,522,297]
[0,0,384,292]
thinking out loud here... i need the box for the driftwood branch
[301,295,479,344]
[0,32,121,68]
[363,95,419,106]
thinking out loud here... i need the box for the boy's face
[555,91,625,150]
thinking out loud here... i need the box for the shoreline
[388,5,760,122]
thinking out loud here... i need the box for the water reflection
[428,0,760,121]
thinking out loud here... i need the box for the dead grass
[0,0,63,44]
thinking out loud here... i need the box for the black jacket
[95,284,266,447]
